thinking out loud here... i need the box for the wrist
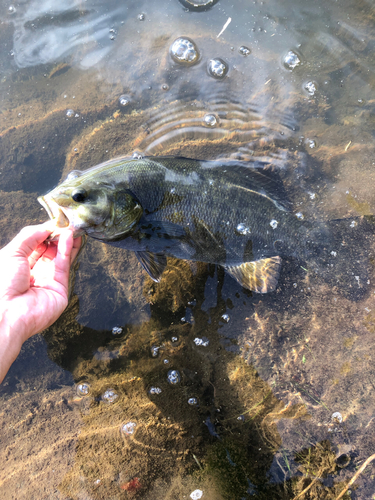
[0,302,27,351]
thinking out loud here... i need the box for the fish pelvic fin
[225,256,281,293]
[136,251,167,282]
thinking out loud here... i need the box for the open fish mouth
[38,195,70,239]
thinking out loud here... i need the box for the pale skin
[0,222,81,384]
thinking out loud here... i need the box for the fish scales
[128,158,311,264]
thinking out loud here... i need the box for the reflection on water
[1,0,375,498]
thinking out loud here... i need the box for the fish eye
[72,189,87,203]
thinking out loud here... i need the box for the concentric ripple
[136,90,299,160]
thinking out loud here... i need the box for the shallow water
[1,0,375,498]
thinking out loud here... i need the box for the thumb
[53,228,74,290]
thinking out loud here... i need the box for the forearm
[0,305,26,384]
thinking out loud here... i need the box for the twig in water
[334,452,375,500]
[292,476,320,500]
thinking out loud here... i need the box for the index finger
[3,221,56,259]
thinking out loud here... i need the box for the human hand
[0,222,82,383]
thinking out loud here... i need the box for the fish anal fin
[225,256,281,293]
[136,251,167,282]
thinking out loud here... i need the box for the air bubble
[207,58,228,79]
[121,421,137,435]
[194,337,209,347]
[66,170,81,180]
[171,336,178,343]
[132,151,144,159]
[188,397,198,405]
[76,382,90,396]
[151,345,160,357]
[221,313,230,322]
[331,412,343,423]
[304,81,317,96]
[162,84,169,91]
[283,50,301,70]
[167,369,181,384]
[149,387,162,395]
[119,95,131,106]
[178,0,219,11]
[102,389,118,403]
[295,212,304,220]
[203,114,218,127]
[170,37,200,66]
[350,220,357,228]
[137,13,145,21]
[239,46,251,56]
[190,490,203,500]
[8,5,16,14]
[236,223,250,235]
[112,326,122,335]
[66,109,74,117]
[306,139,316,149]
[270,219,278,229]
[164,359,169,364]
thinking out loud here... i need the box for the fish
[38,156,370,295]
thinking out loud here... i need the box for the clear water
[1,0,375,498]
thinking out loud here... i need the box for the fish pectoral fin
[136,251,167,282]
[140,219,186,239]
[225,256,281,293]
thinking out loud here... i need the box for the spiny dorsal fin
[225,256,281,293]
[202,161,292,212]
[136,251,167,282]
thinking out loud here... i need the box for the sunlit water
[1,0,375,498]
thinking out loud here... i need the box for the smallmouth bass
[38,156,369,295]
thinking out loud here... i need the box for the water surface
[1,0,375,498]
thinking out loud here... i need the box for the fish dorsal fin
[146,157,291,211]
[225,256,281,293]
[203,160,292,212]
[136,251,167,282]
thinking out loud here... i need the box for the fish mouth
[38,195,70,240]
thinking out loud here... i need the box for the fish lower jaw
[38,195,78,239]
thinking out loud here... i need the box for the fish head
[38,169,143,241]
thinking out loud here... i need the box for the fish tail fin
[225,256,282,293]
